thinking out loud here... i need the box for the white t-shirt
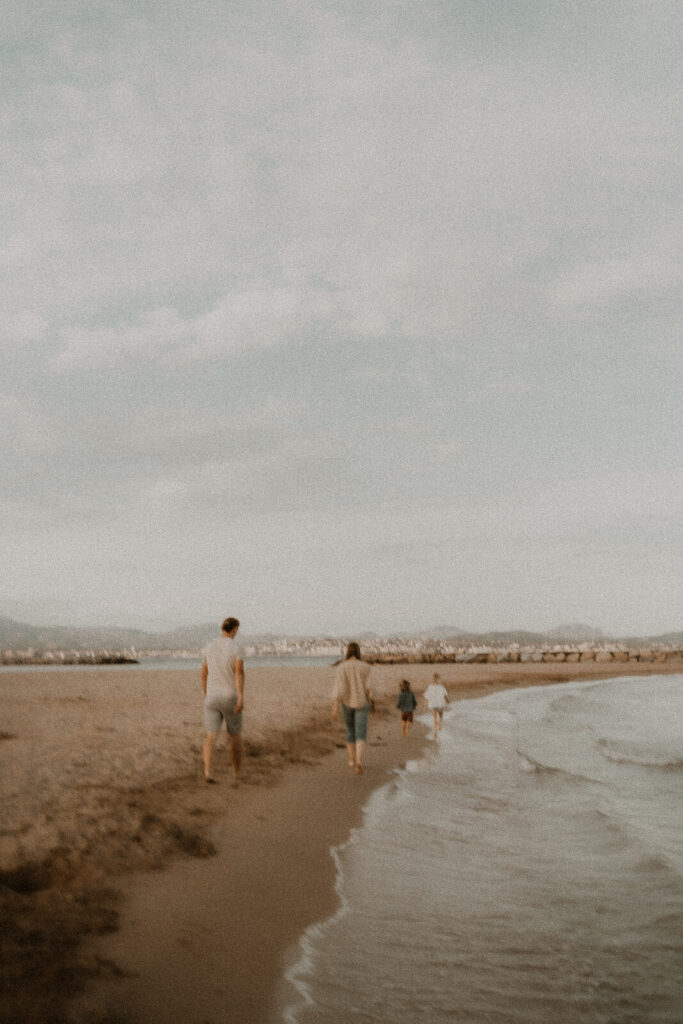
[423,682,448,710]
[203,636,244,698]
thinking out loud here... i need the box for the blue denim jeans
[342,703,369,743]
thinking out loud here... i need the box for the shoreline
[1,660,681,1024]
[70,705,429,1024]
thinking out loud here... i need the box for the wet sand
[1,659,681,1024]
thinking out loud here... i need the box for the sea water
[280,675,683,1024]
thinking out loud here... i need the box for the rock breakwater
[369,647,683,665]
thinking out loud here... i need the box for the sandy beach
[1,658,681,1024]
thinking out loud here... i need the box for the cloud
[550,256,682,308]
[0,312,48,344]
[55,308,189,368]
[1,1,681,634]
[4,2,668,343]
[51,284,343,370]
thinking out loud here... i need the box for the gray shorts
[204,693,242,735]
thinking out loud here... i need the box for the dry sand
[1,658,681,1024]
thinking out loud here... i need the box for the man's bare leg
[354,739,365,774]
[347,742,356,768]
[203,732,218,782]
[230,734,242,783]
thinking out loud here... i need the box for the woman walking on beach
[332,642,374,775]
[397,679,418,736]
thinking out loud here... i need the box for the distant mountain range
[1,616,681,651]
[0,616,217,652]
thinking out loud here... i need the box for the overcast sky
[2,0,681,636]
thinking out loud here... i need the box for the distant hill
[414,625,468,640]
[0,616,168,651]
[454,630,552,646]
[152,623,218,649]
[0,615,679,652]
[650,631,683,645]
[618,630,683,647]
[545,623,606,642]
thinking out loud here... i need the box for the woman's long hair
[345,641,361,660]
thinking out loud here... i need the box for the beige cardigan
[334,657,373,709]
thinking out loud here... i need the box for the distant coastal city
[2,630,682,667]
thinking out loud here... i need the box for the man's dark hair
[345,641,361,660]
[222,617,240,634]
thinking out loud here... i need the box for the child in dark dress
[397,679,418,736]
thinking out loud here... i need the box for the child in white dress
[423,672,448,737]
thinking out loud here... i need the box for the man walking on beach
[201,616,244,785]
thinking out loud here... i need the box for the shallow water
[280,675,683,1023]
[0,654,337,672]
